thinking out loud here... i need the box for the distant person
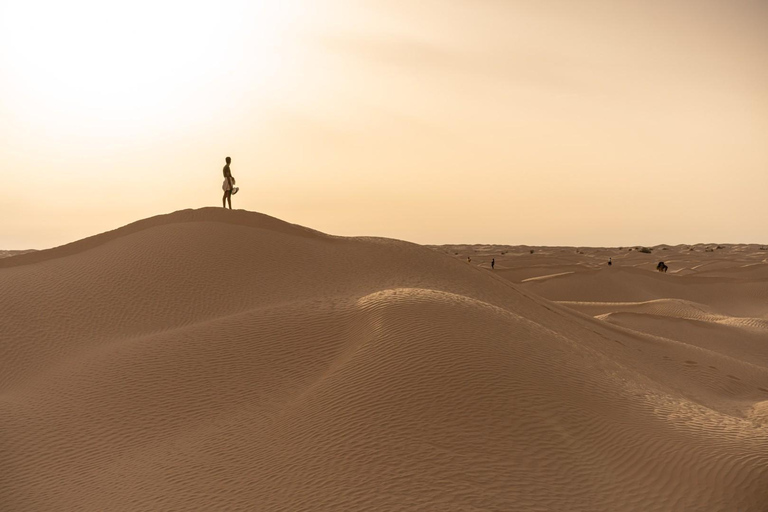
[222,156,238,209]
[467,256,471,263]
[608,257,612,266]
[491,258,495,269]
[656,261,668,273]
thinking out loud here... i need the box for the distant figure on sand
[467,256,471,263]
[222,156,238,209]
[608,257,612,266]
[491,258,495,270]
[657,261,668,273]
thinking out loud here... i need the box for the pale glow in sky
[1,0,766,248]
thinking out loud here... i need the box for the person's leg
[223,191,227,208]
[226,190,232,209]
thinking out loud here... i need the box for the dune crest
[2,209,767,511]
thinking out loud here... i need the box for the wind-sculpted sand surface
[2,210,767,511]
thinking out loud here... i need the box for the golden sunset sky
[1,0,766,248]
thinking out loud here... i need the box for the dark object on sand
[656,262,668,273]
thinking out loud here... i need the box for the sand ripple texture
[2,209,767,511]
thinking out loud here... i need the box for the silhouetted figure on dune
[222,156,238,209]
[491,258,495,270]
[657,261,668,273]
[608,257,612,266]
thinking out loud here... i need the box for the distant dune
[2,209,767,511]
[0,249,36,259]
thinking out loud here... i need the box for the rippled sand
[2,209,766,511]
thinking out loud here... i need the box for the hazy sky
[1,0,766,248]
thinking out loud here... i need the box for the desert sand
[1,208,767,511]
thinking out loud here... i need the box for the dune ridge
[2,208,767,511]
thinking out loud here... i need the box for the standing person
[222,156,234,209]
[491,258,495,270]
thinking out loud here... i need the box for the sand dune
[2,209,767,511]
[0,249,35,259]
[523,267,768,318]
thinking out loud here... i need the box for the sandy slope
[2,210,767,511]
